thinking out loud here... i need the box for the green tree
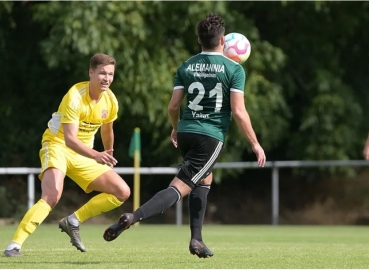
[31,1,286,168]
[231,1,365,160]
[2,1,367,169]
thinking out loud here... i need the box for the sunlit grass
[1,224,369,268]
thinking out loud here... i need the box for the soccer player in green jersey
[103,13,266,258]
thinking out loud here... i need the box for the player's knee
[201,172,213,185]
[114,185,131,202]
[40,195,59,208]
[41,190,61,208]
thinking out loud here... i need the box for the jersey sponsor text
[186,63,225,73]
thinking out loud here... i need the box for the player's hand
[105,149,114,168]
[94,151,118,167]
[171,129,178,148]
[252,143,266,167]
[363,144,369,160]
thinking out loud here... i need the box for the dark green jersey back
[174,52,246,142]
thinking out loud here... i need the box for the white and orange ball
[223,33,251,64]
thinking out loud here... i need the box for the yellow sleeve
[60,91,82,124]
[104,94,119,124]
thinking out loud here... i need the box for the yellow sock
[74,193,123,223]
[12,199,52,245]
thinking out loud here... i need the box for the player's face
[89,64,115,91]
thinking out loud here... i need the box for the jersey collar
[200,51,224,56]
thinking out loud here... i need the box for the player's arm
[230,65,266,167]
[64,123,99,159]
[230,92,259,147]
[169,65,185,130]
[61,92,117,166]
[64,123,117,166]
[168,88,185,130]
[100,95,118,155]
[101,122,114,154]
[231,92,265,167]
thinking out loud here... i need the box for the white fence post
[27,173,35,209]
[271,164,279,226]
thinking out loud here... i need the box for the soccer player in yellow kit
[4,53,131,257]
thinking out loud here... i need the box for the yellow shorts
[39,141,112,193]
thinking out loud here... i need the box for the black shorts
[176,132,223,189]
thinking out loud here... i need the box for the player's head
[197,13,225,51]
[89,53,116,92]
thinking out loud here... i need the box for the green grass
[1,224,369,268]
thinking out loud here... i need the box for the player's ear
[220,35,225,46]
[198,37,201,45]
[88,68,93,77]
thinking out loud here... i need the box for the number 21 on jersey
[188,82,223,112]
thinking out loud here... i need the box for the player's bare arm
[168,88,185,130]
[363,133,369,160]
[168,88,185,147]
[230,91,266,167]
[63,123,117,166]
[101,122,114,155]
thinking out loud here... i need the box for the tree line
[1,1,368,184]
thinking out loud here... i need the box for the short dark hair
[196,13,225,50]
[90,53,116,70]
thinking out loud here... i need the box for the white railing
[1,160,368,225]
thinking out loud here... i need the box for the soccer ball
[223,33,251,64]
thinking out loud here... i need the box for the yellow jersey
[42,82,118,148]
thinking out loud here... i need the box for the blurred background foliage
[1,1,369,224]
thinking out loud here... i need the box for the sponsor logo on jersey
[186,63,225,73]
[101,109,108,119]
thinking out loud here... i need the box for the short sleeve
[104,93,119,123]
[60,91,82,124]
[230,65,246,94]
[173,64,184,90]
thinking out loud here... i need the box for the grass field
[1,224,369,268]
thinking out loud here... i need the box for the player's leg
[72,169,130,223]
[103,133,222,255]
[184,135,222,258]
[131,177,190,222]
[103,133,205,239]
[103,132,192,241]
[102,132,196,242]
[121,132,196,228]
[103,176,188,242]
[59,157,130,251]
[189,173,212,242]
[4,142,66,257]
[188,174,214,259]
